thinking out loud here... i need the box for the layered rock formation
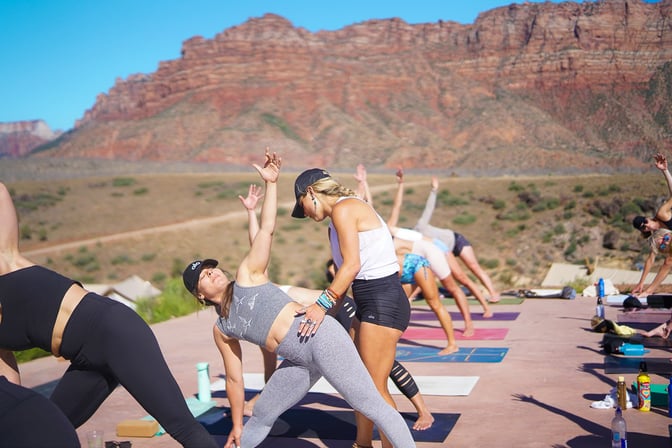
[0,120,60,157]
[19,1,672,172]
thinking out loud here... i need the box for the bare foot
[483,308,494,318]
[438,344,459,355]
[243,402,254,417]
[488,295,501,303]
[462,326,475,338]
[412,412,435,431]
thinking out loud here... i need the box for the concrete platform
[18,296,672,447]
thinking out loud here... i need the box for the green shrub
[14,348,51,364]
[135,277,201,324]
[452,213,476,225]
[112,177,136,187]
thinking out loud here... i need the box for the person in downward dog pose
[0,182,217,448]
[183,149,416,448]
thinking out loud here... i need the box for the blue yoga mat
[411,310,520,321]
[197,407,458,443]
[395,345,508,363]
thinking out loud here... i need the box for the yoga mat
[604,356,672,375]
[211,374,479,396]
[403,327,508,341]
[606,294,644,306]
[197,407,459,443]
[411,310,520,321]
[601,332,672,349]
[395,346,508,363]
[415,296,524,306]
[617,309,670,324]
[143,396,217,435]
[469,297,525,305]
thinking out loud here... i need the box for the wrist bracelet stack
[316,288,339,312]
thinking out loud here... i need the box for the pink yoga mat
[403,327,509,340]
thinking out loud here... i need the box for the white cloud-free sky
[0,1,659,131]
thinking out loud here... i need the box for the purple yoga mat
[411,310,520,321]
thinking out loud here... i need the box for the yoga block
[116,419,158,437]
[632,382,669,407]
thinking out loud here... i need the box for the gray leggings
[240,316,416,448]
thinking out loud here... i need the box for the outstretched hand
[238,184,263,211]
[512,393,537,404]
[431,176,439,191]
[655,152,668,171]
[354,163,367,184]
[252,147,281,183]
[396,167,404,183]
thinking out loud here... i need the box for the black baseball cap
[291,168,331,218]
[182,259,218,296]
[633,216,647,231]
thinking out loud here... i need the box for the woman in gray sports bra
[182,149,415,448]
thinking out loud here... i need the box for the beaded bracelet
[326,288,340,301]
[316,291,335,312]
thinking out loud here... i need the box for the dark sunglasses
[105,442,132,448]
[660,234,671,251]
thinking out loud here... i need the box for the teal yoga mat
[395,345,508,363]
[197,407,459,443]
[143,396,217,435]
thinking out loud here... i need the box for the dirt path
[24,181,425,257]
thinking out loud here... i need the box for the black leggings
[0,375,80,447]
[51,294,216,448]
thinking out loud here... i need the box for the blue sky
[0,1,659,131]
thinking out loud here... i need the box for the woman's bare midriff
[264,302,305,352]
[50,283,88,356]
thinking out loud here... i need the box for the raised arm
[238,184,263,246]
[354,163,373,204]
[415,176,439,230]
[654,153,672,196]
[237,148,281,285]
[386,168,404,228]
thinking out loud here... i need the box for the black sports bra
[0,266,75,351]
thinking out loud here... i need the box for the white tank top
[329,197,399,280]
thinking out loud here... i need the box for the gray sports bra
[216,282,291,347]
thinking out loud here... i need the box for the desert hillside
[5,1,672,173]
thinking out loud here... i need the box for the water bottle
[611,407,627,448]
[617,376,627,410]
[619,342,649,356]
[596,296,605,320]
[196,362,211,402]
[596,278,605,319]
[598,278,605,298]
